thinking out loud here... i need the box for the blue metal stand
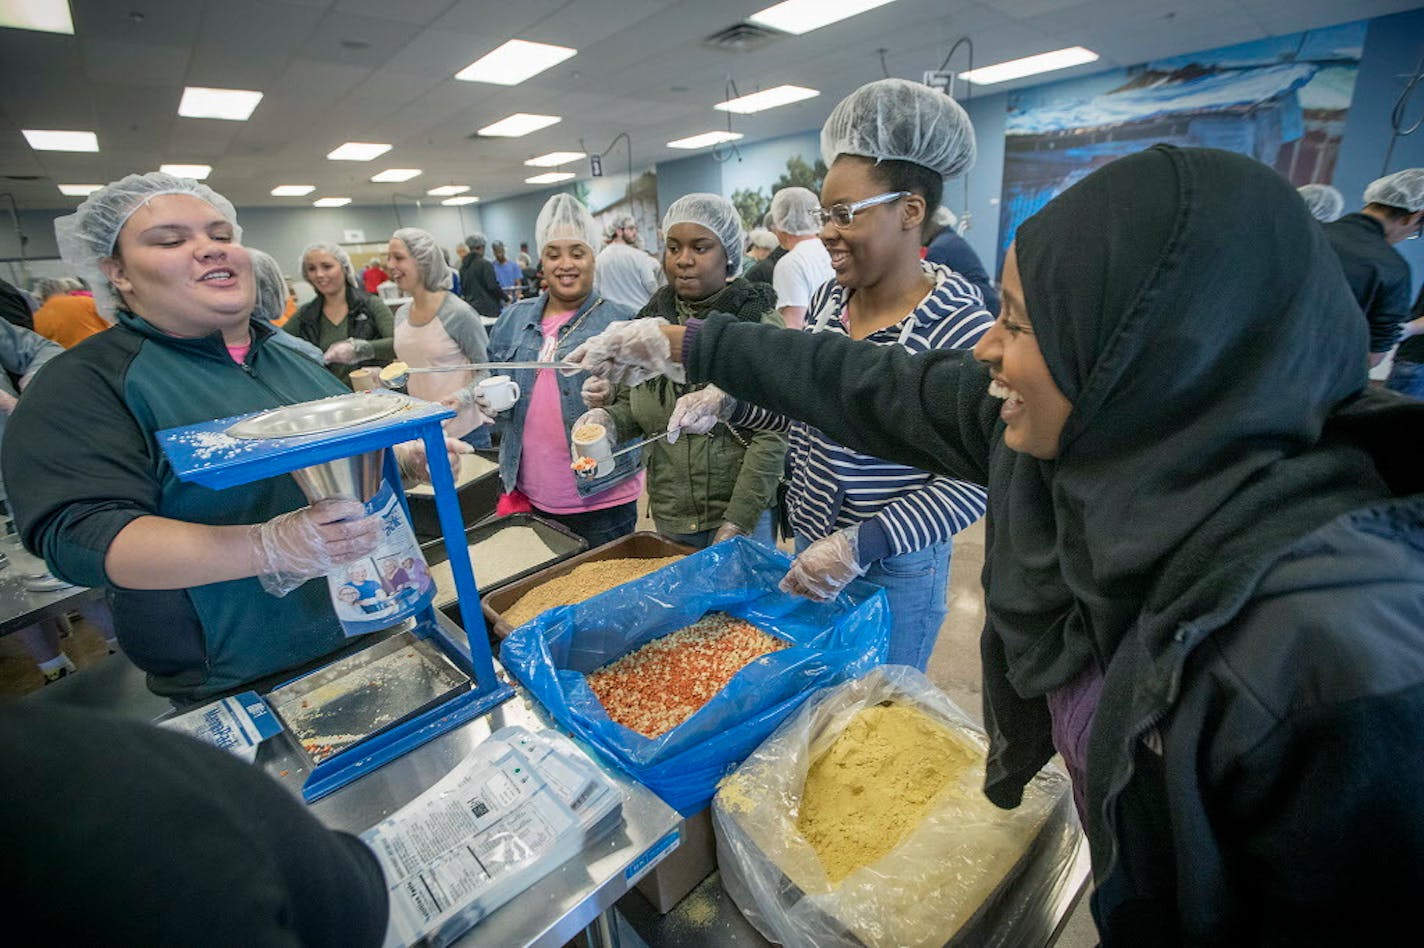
[158,391,514,801]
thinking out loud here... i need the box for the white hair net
[1363,168,1424,213]
[770,186,821,236]
[298,241,357,289]
[249,249,286,325]
[54,171,243,318]
[932,205,959,230]
[535,193,601,252]
[747,228,779,251]
[1295,184,1344,222]
[662,193,744,275]
[821,78,976,179]
[390,227,453,292]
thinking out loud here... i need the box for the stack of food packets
[361,725,624,948]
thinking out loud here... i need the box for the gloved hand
[778,525,867,603]
[439,385,498,426]
[712,521,747,544]
[571,408,616,480]
[251,499,381,597]
[0,390,16,414]
[323,337,375,365]
[394,437,473,486]
[667,385,734,444]
[565,318,686,386]
[581,376,613,409]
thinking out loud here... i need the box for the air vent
[702,22,786,53]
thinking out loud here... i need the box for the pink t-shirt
[226,342,251,364]
[516,309,645,513]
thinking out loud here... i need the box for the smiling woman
[285,239,395,385]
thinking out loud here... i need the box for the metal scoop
[378,360,578,388]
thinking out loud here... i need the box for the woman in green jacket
[578,194,786,547]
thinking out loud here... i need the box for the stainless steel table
[0,537,103,637]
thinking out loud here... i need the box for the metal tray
[226,392,402,439]
[266,630,471,765]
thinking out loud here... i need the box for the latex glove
[779,525,867,603]
[395,437,473,487]
[322,337,375,365]
[0,390,16,414]
[667,385,734,444]
[439,385,498,424]
[581,376,613,409]
[712,521,747,544]
[252,499,381,597]
[565,317,686,386]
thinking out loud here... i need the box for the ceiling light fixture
[22,129,98,152]
[370,168,422,182]
[326,141,393,161]
[714,84,820,114]
[478,113,561,138]
[427,185,470,196]
[666,130,743,149]
[178,86,264,121]
[959,46,1099,85]
[525,171,576,185]
[525,151,586,167]
[441,196,481,206]
[748,0,897,36]
[271,185,316,196]
[455,38,577,85]
[0,0,74,34]
[159,163,212,180]
[57,184,102,196]
[313,197,352,207]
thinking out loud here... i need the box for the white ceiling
[0,0,1413,210]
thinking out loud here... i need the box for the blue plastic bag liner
[500,537,891,815]
[328,478,436,637]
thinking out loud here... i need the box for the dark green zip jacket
[1,309,350,700]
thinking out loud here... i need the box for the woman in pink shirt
[483,195,644,548]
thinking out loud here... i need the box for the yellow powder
[796,703,976,883]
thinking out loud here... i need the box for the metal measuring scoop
[377,360,578,388]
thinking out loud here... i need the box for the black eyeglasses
[814,191,911,228]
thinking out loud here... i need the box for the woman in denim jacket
[482,195,643,548]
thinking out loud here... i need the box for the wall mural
[997,19,1366,268]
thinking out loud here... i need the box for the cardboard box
[635,807,717,914]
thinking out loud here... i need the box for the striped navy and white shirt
[733,261,991,555]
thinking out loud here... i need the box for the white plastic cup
[571,422,614,478]
[479,375,521,412]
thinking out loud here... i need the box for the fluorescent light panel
[313,197,351,207]
[478,113,561,137]
[960,46,1099,85]
[370,168,422,182]
[455,39,577,85]
[22,129,97,152]
[525,151,586,167]
[426,185,470,196]
[0,0,74,34]
[160,163,212,180]
[748,0,896,35]
[271,185,315,196]
[715,84,820,114]
[326,141,392,161]
[441,196,480,206]
[178,86,263,121]
[58,184,101,196]
[525,171,575,185]
[666,130,743,150]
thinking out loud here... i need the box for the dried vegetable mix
[586,612,787,738]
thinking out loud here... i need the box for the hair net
[35,278,69,300]
[1363,168,1424,213]
[465,233,486,251]
[297,241,357,289]
[615,215,637,230]
[491,240,505,252]
[535,193,602,252]
[391,227,453,292]
[820,78,976,179]
[770,186,821,236]
[747,228,779,251]
[662,193,744,275]
[248,248,286,325]
[53,171,243,318]
[1295,184,1343,222]
[932,205,959,230]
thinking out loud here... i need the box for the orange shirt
[33,295,110,348]
[274,296,297,327]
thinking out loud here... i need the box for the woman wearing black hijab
[570,145,1424,945]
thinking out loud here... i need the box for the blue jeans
[533,501,637,550]
[662,510,776,550]
[1386,360,1424,399]
[796,534,952,671]
[460,423,493,450]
